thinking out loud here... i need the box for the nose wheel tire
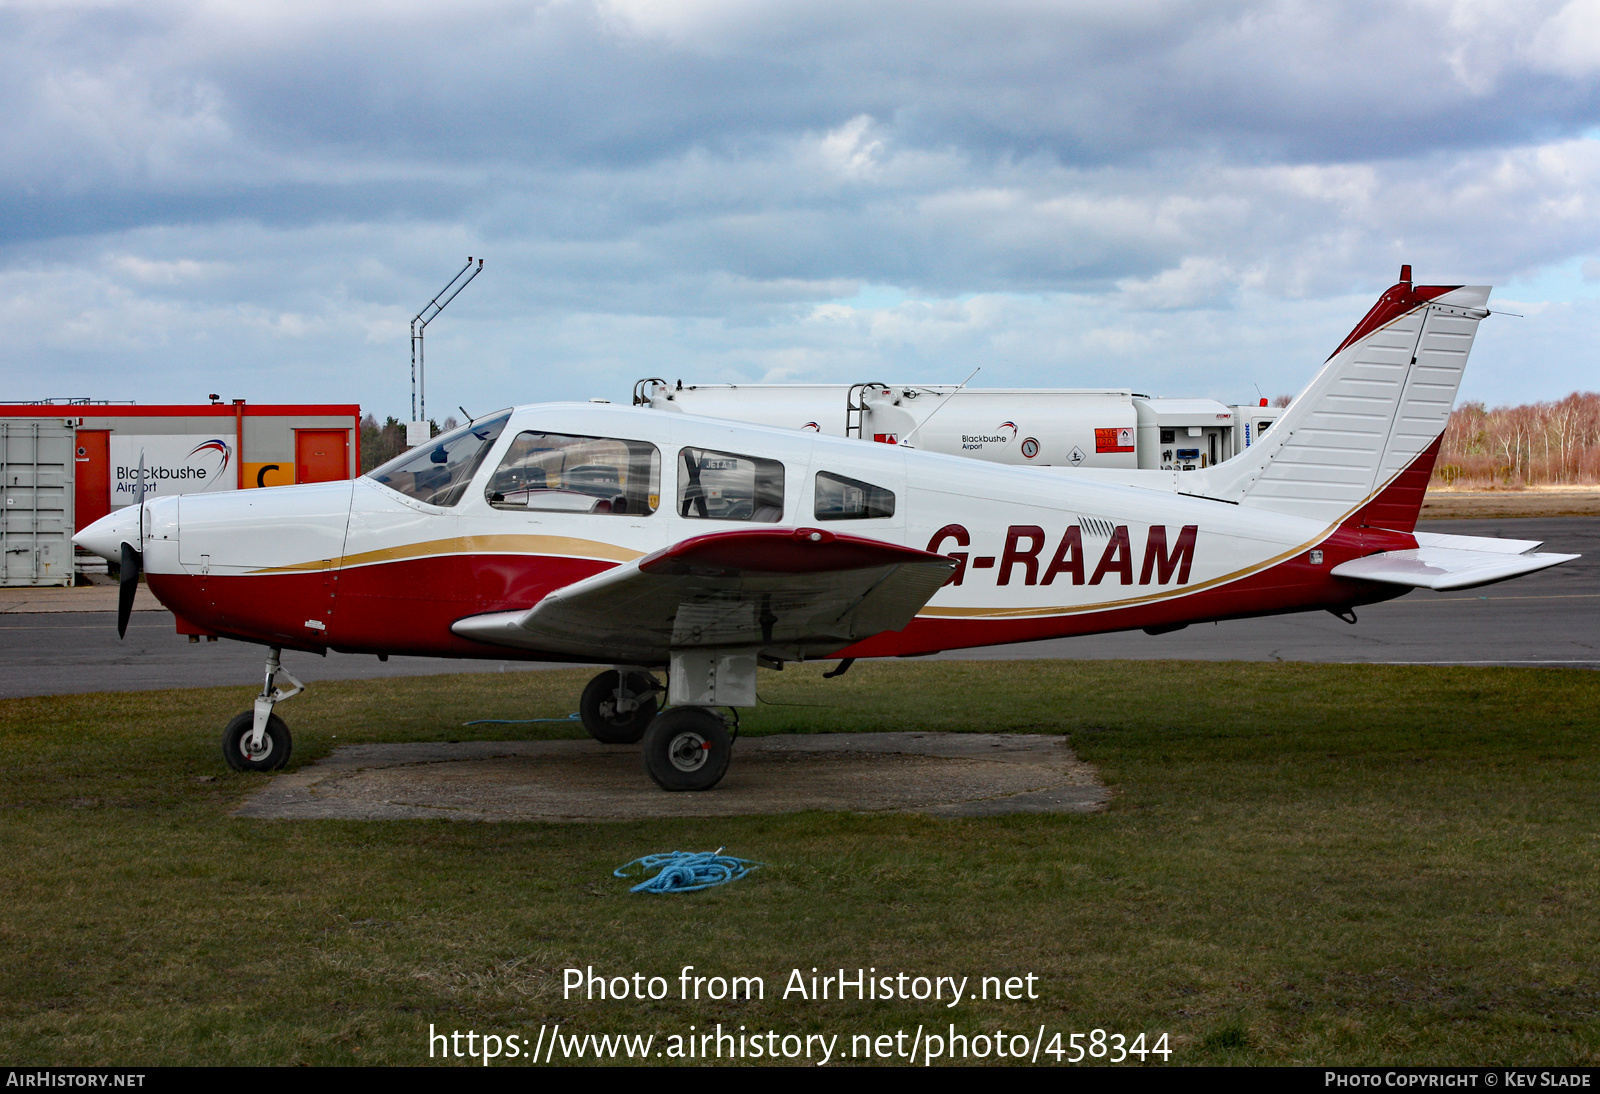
[580,670,660,744]
[221,711,292,772]
[641,707,731,791]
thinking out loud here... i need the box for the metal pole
[410,257,483,430]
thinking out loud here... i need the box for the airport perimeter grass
[2,659,1597,1067]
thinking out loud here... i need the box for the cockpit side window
[678,448,784,522]
[485,432,661,515]
[367,412,510,507]
[814,471,895,520]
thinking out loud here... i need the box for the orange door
[74,430,110,531]
[295,430,349,484]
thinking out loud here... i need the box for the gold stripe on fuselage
[247,535,645,574]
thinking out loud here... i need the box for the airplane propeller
[117,453,146,639]
[117,541,141,638]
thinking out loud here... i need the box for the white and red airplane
[74,270,1578,790]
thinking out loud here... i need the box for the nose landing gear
[222,710,290,771]
[221,646,302,772]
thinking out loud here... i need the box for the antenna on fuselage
[898,367,980,449]
[409,257,484,444]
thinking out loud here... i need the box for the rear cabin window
[485,432,661,515]
[678,448,784,522]
[368,412,510,507]
[814,471,895,521]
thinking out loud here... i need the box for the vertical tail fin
[1187,271,1491,531]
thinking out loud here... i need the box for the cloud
[3,0,1600,417]
[817,115,884,181]
[1116,257,1244,310]
[1525,0,1600,78]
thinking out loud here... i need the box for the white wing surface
[451,527,957,662]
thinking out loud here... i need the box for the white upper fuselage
[84,403,1354,644]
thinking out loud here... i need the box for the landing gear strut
[221,646,302,772]
[579,669,661,744]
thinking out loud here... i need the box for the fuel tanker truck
[631,378,1281,473]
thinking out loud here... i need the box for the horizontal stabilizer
[1410,530,1546,555]
[1331,532,1578,591]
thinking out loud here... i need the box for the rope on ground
[614,848,763,894]
[462,713,581,726]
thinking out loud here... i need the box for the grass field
[2,659,1597,1066]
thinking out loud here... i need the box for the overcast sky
[4,0,1600,420]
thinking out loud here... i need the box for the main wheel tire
[221,710,292,772]
[579,670,660,744]
[641,707,731,791]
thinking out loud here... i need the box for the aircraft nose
[73,506,140,561]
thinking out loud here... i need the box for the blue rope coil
[614,849,763,894]
[462,713,582,726]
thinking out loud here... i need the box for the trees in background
[360,415,405,472]
[360,414,463,472]
[1434,392,1600,487]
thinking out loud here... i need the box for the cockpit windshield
[367,412,511,507]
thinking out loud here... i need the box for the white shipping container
[1,418,75,587]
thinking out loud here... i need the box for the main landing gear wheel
[580,670,660,744]
[641,707,731,792]
[221,711,291,772]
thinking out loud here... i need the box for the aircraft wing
[1330,531,1579,591]
[451,527,958,662]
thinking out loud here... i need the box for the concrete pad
[235,732,1108,822]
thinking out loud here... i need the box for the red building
[0,401,356,537]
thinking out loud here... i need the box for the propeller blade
[136,451,146,545]
[117,542,142,639]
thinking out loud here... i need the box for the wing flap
[1331,536,1578,591]
[451,527,957,661]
